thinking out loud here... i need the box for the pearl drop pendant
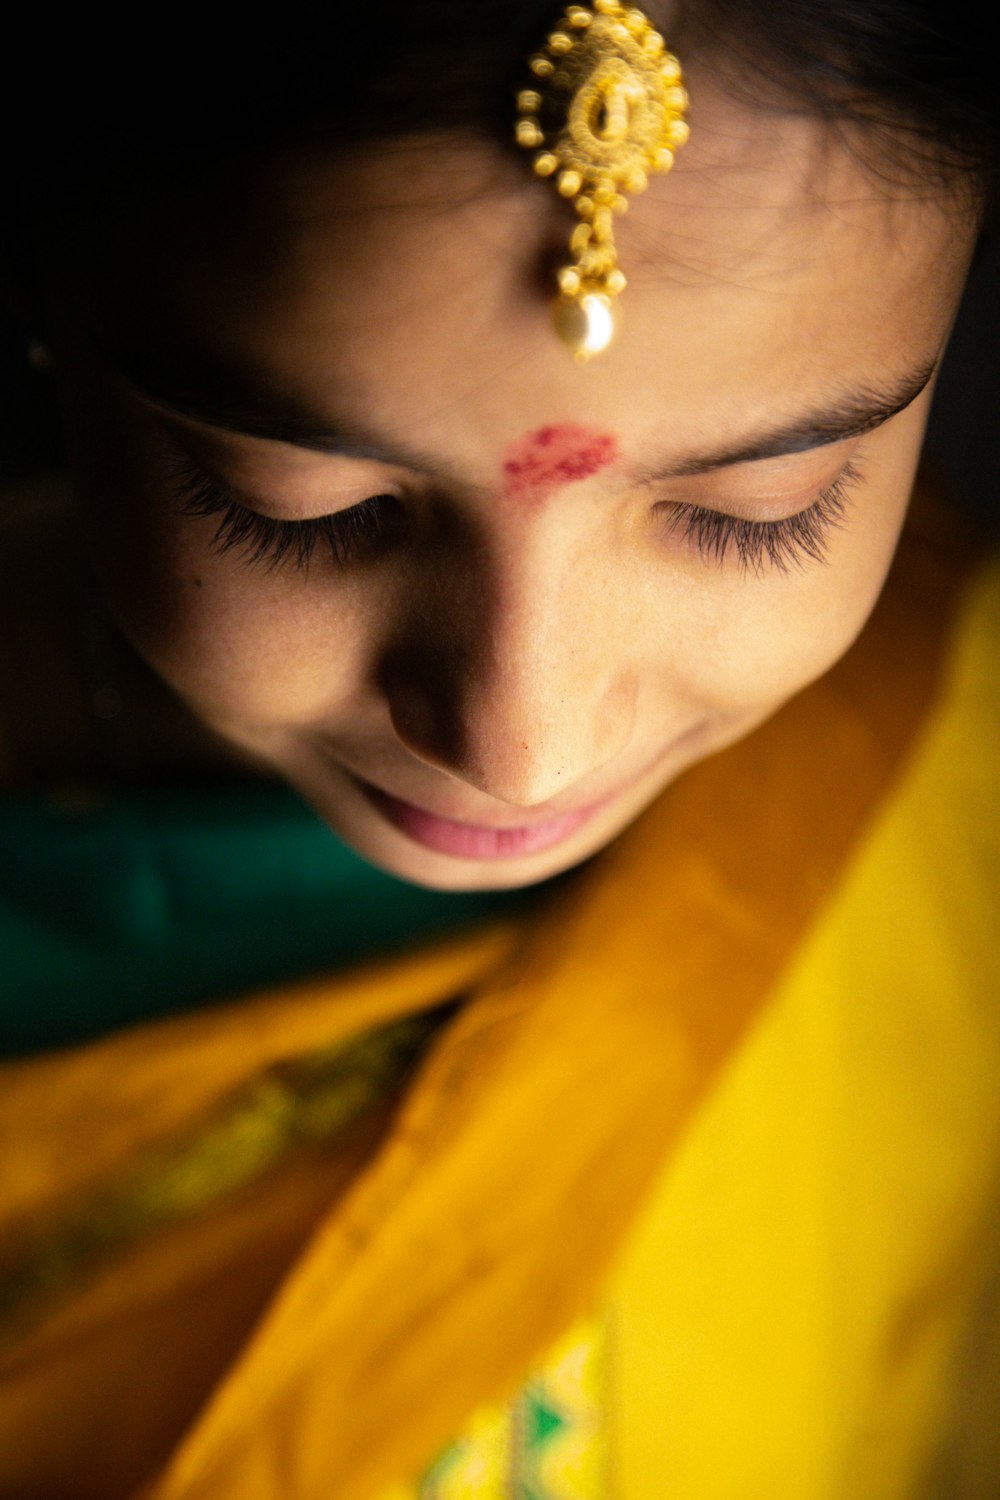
[553,290,618,360]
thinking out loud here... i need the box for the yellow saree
[2,495,998,1499]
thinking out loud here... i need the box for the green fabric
[522,1391,567,1450]
[0,779,532,1057]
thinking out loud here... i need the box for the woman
[1,2,998,1496]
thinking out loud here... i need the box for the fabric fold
[0,494,974,1500]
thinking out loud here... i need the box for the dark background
[924,235,1000,530]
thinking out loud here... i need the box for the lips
[356,779,604,860]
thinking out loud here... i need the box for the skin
[502,425,621,508]
[46,71,977,890]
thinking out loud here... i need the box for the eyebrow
[118,350,462,477]
[637,361,938,480]
[117,347,938,481]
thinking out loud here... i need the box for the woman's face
[55,76,975,889]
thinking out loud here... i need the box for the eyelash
[171,464,398,570]
[171,457,862,577]
[660,460,862,575]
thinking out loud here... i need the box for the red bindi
[501,423,619,507]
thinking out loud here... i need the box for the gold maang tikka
[516,0,689,359]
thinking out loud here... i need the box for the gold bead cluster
[516,0,689,358]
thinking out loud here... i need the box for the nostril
[380,640,470,773]
[377,595,637,804]
[387,690,453,769]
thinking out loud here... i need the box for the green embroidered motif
[410,1314,609,1500]
[522,1392,568,1451]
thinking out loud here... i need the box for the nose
[380,539,638,807]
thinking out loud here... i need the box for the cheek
[59,375,370,729]
[672,486,911,719]
[69,437,364,730]
[127,560,373,730]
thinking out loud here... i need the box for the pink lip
[357,781,603,860]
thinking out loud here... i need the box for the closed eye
[658,460,863,575]
[170,461,402,570]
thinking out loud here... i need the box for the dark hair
[4,0,997,229]
[687,0,996,188]
[0,1,993,484]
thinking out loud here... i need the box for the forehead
[90,73,974,461]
